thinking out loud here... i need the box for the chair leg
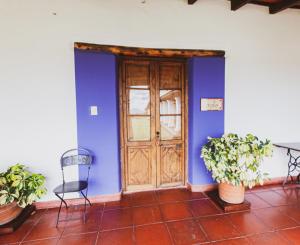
[55,193,66,227]
[83,193,87,223]
[81,190,92,206]
[55,193,68,208]
[81,189,91,224]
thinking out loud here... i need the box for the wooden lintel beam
[231,0,252,11]
[269,0,300,14]
[188,0,198,4]
[74,43,225,58]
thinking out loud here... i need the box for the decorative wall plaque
[201,98,224,111]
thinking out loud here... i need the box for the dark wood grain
[74,43,225,58]
[206,190,251,213]
[269,0,300,13]
[188,0,198,4]
[231,0,253,10]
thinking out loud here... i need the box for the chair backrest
[60,148,92,168]
[60,148,92,183]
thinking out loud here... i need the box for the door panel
[160,145,183,185]
[159,64,182,89]
[123,61,156,191]
[127,147,152,185]
[156,62,185,188]
[121,58,185,191]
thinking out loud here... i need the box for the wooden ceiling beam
[188,0,198,4]
[74,43,225,58]
[231,0,253,11]
[269,0,300,14]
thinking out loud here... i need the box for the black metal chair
[53,148,92,226]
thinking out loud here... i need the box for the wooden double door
[120,58,186,192]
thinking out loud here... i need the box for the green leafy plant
[201,133,273,188]
[0,164,47,208]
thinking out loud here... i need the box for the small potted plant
[0,164,47,225]
[201,133,273,204]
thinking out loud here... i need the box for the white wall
[1,0,300,200]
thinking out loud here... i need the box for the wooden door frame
[118,56,189,192]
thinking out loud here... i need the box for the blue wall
[74,50,121,195]
[188,57,225,185]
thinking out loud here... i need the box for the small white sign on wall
[90,106,98,116]
[201,98,224,111]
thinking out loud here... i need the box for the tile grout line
[132,225,136,245]
[19,208,50,244]
[130,203,135,245]
[94,209,104,245]
[252,190,287,207]
[155,190,175,245]
[251,207,300,234]
[95,205,105,244]
[193,215,211,243]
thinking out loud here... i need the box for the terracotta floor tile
[269,185,289,191]
[279,227,300,244]
[130,191,157,206]
[160,202,193,221]
[27,209,47,223]
[135,223,172,245]
[156,188,206,203]
[274,189,300,205]
[97,227,133,245]
[0,219,36,244]
[37,208,70,227]
[248,231,291,245]
[57,232,98,245]
[250,184,283,192]
[213,237,251,245]
[245,193,271,209]
[276,205,300,223]
[23,223,65,241]
[42,208,70,220]
[100,208,132,230]
[132,205,162,225]
[23,210,67,242]
[71,203,104,216]
[227,211,270,235]
[255,191,289,206]
[62,210,101,236]
[254,207,298,229]
[21,238,58,245]
[104,194,131,210]
[189,199,222,217]
[198,215,240,241]
[190,191,208,200]
[167,219,207,244]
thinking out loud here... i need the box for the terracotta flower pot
[0,202,23,225]
[218,182,245,204]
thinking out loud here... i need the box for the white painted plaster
[0,0,300,200]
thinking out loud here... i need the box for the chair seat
[53,181,88,194]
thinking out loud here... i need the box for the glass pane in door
[160,90,181,115]
[128,116,150,141]
[129,89,150,115]
[160,115,181,140]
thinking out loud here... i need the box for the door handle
[156,131,160,140]
[156,131,160,145]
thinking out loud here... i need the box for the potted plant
[201,133,273,204]
[0,164,47,225]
